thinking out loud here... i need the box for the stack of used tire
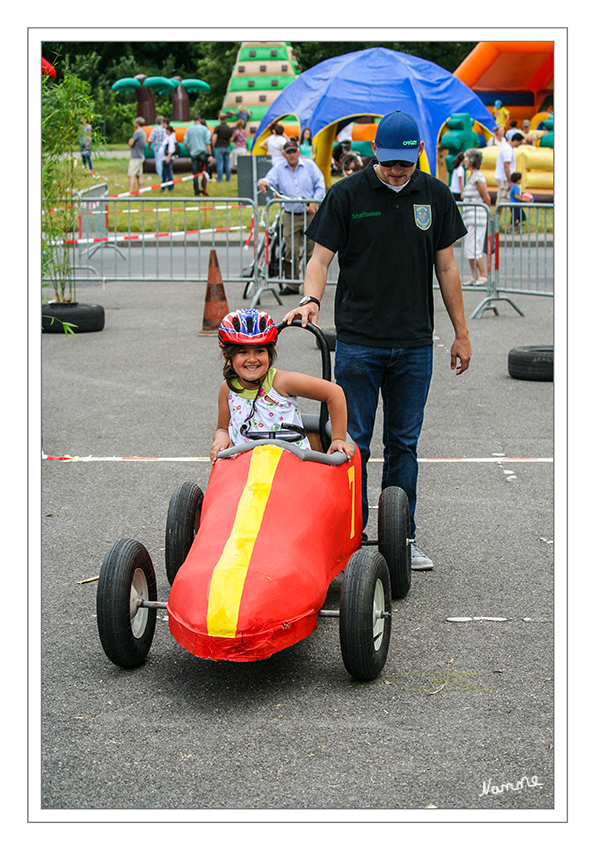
[508,345,553,381]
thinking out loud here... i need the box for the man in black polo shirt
[283,110,471,570]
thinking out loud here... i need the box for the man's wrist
[299,295,321,309]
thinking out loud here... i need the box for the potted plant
[42,70,105,334]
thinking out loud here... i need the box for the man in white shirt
[258,140,326,293]
[494,133,524,207]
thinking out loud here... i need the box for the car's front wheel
[96,539,157,668]
[339,549,392,681]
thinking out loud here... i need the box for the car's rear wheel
[97,539,157,668]
[165,482,204,585]
[340,549,392,681]
[378,486,411,599]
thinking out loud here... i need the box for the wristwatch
[299,295,321,308]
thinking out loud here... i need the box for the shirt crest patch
[414,204,432,230]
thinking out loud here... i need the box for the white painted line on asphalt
[42,453,553,464]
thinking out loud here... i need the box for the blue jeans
[215,147,231,182]
[162,157,173,190]
[335,341,433,536]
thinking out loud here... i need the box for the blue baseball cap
[374,110,421,163]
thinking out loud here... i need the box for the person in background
[231,119,248,169]
[79,117,94,172]
[127,116,146,194]
[148,115,167,183]
[487,125,506,147]
[161,124,177,192]
[257,140,326,295]
[183,113,211,196]
[492,99,510,128]
[236,106,252,126]
[262,124,289,159]
[300,127,314,158]
[509,172,527,229]
[212,113,233,182]
[449,152,465,201]
[461,149,491,284]
[494,132,524,207]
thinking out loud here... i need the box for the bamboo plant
[42,71,97,305]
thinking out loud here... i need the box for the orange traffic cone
[200,249,230,335]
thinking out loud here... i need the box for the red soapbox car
[97,322,412,681]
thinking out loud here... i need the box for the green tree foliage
[43,41,241,142]
[41,41,476,142]
[292,41,477,74]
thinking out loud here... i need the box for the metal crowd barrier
[453,200,553,318]
[69,196,258,284]
[60,193,553,320]
[77,183,125,270]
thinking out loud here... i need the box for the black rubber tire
[508,345,553,382]
[96,539,157,669]
[165,482,204,586]
[378,486,412,599]
[42,302,105,334]
[339,549,392,681]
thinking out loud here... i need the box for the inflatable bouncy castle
[220,42,301,144]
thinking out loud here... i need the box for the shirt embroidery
[414,204,432,230]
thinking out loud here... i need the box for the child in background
[450,152,465,201]
[509,172,527,228]
[211,309,354,464]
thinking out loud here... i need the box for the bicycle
[242,187,289,304]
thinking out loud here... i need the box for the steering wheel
[239,423,308,443]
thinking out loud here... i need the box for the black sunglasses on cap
[379,158,417,168]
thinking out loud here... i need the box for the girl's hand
[327,439,354,461]
[210,431,231,464]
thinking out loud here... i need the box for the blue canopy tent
[251,47,494,186]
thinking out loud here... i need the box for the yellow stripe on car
[206,445,283,637]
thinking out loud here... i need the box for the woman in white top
[461,149,492,284]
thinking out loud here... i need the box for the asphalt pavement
[37,275,556,820]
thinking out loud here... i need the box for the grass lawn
[73,150,253,238]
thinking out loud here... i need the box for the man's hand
[451,334,472,375]
[282,303,319,328]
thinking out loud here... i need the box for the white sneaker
[411,542,434,571]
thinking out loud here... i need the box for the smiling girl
[210,309,354,464]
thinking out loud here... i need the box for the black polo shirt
[306,162,467,348]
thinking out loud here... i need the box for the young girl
[210,309,354,464]
[449,152,465,201]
